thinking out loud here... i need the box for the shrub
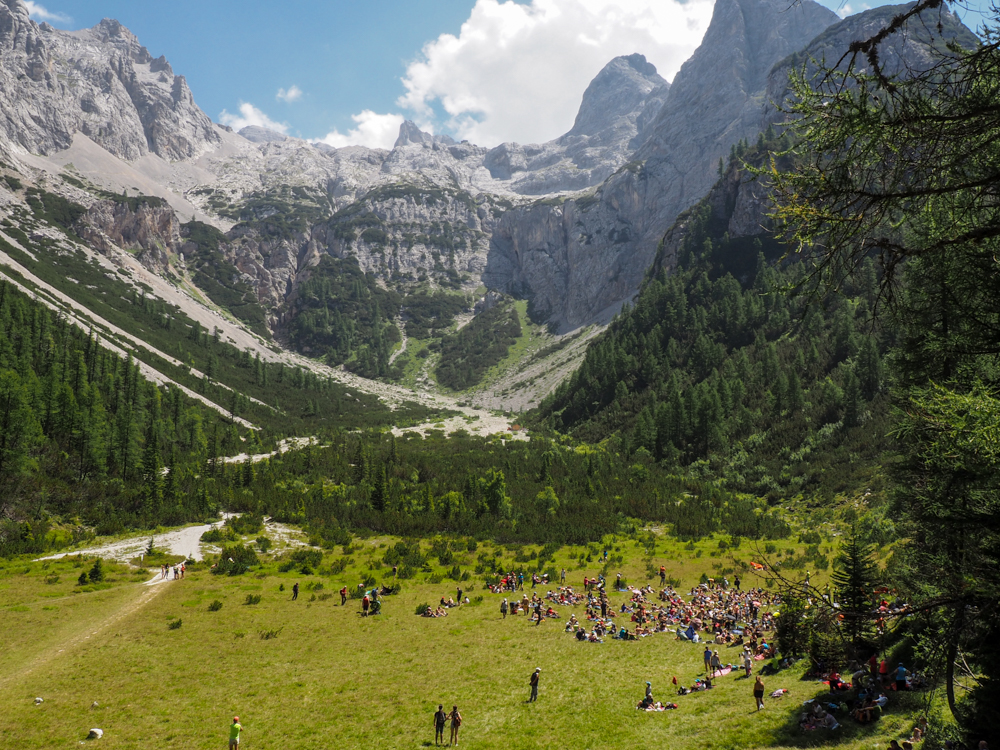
[168,619,182,630]
[415,603,431,615]
[201,527,237,543]
[328,556,352,575]
[77,571,88,586]
[88,559,105,583]
[259,627,282,640]
[244,594,262,605]
[227,513,265,536]
[213,544,260,576]
[255,536,272,553]
[383,541,426,570]
[208,600,223,612]
[278,548,323,573]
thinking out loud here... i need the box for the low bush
[328,556,352,575]
[208,600,223,612]
[244,594,262,605]
[201,527,238,543]
[227,513,265,536]
[213,544,259,576]
[168,619,182,630]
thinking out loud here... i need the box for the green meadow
[0,531,938,749]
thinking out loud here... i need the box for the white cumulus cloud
[836,3,870,19]
[219,102,289,134]
[396,0,716,147]
[24,1,71,24]
[276,85,303,103]
[316,110,406,150]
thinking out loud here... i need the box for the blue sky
[24,0,993,148]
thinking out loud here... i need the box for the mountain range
[0,0,978,400]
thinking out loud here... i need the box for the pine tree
[831,529,880,657]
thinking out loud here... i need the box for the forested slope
[534,154,893,502]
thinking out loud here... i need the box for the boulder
[87,728,103,739]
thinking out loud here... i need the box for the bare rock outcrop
[485,0,838,330]
[76,198,181,274]
[0,0,219,161]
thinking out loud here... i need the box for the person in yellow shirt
[229,716,242,749]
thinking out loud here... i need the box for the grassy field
[0,531,940,749]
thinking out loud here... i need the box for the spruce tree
[831,529,879,657]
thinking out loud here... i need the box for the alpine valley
[1,0,998,745]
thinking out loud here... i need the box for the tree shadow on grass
[766,680,928,747]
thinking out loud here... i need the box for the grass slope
[0,531,936,749]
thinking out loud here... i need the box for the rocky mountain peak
[638,0,837,161]
[0,0,219,162]
[566,53,668,139]
[394,120,456,148]
[239,125,288,144]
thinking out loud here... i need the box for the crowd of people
[520,576,782,649]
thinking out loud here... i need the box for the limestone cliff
[484,0,838,330]
[0,0,219,161]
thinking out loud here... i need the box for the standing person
[600,595,608,620]
[433,704,447,746]
[534,601,543,626]
[659,565,666,584]
[457,587,463,605]
[529,668,540,702]
[560,568,566,583]
[896,663,908,692]
[340,586,348,605]
[704,646,713,674]
[500,598,508,619]
[710,650,722,677]
[743,650,753,677]
[448,705,462,746]
[518,573,524,590]
[362,594,370,617]
[753,676,765,711]
[734,575,741,591]
[292,582,299,601]
[228,716,242,749]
